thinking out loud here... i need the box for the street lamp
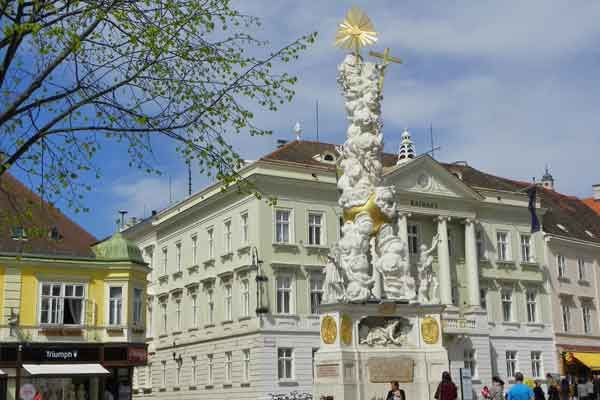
[252,247,269,314]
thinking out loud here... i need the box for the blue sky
[41,1,600,239]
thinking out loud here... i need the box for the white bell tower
[397,128,416,165]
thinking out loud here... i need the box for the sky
[36,1,600,239]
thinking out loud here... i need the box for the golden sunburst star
[335,6,378,56]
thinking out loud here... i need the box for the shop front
[559,345,600,380]
[0,343,147,400]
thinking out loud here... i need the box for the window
[501,289,512,322]
[310,275,323,314]
[224,220,232,253]
[176,242,182,272]
[275,209,291,243]
[162,247,168,274]
[11,226,27,240]
[192,294,199,328]
[582,304,592,334]
[175,299,182,330]
[520,234,532,262]
[578,258,586,281]
[480,288,487,311]
[464,349,476,377]
[242,349,250,382]
[561,300,570,332]
[207,288,215,325]
[526,290,537,323]
[476,229,486,260]
[40,283,85,325]
[207,228,214,259]
[451,285,459,306]
[191,356,197,385]
[557,254,566,278]
[145,247,154,279]
[161,360,167,387]
[49,227,63,241]
[224,284,232,321]
[191,235,198,265]
[176,359,182,386]
[133,288,143,325]
[308,212,324,245]
[496,231,510,261]
[531,351,542,378]
[161,301,168,333]
[109,286,123,326]
[207,354,214,385]
[407,224,419,254]
[278,348,293,380]
[146,363,152,388]
[241,213,249,244]
[241,279,250,317]
[506,351,517,378]
[447,230,454,258]
[147,301,153,337]
[276,276,292,314]
[312,348,318,379]
[225,352,232,382]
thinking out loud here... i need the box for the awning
[566,352,600,371]
[23,364,109,376]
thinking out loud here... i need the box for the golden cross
[369,48,402,92]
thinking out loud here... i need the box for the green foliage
[0,0,317,212]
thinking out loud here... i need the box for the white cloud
[111,175,188,218]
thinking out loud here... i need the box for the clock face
[417,174,430,188]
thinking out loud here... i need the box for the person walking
[507,372,535,400]
[546,374,560,400]
[489,376,505,400]
[434,371,458,400]
[386,381,405,400]
[534,381,546,400]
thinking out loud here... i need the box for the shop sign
[19,384,36,400]
[22,346,99,362]
[127,348,147,363]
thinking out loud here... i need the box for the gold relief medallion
[321,316,338,344]
[421,316,439,344]
[340,314,353,345]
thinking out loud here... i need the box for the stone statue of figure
[339,213,375,302]
[322,244,346,304]
[359,319,410,346]
[417,234,441,303]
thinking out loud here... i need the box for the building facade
[0,173,149,400]
[122,140,600,400]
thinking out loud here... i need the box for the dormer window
[323,153,335,162]
[312,152,337,164]
[11,226,27,241]
[49,226,63,241]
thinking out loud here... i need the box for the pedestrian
[593,376,600,400]
[534,381,546,400]
[489,376,505,400]
[434,371,458,400]
[559,378,570,400]
[547,374,559,400]
[507,372,535,400]
[386,381,405,400]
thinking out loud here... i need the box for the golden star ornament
[335,6,378,55]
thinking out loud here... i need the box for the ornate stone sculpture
[417,234,440,304]
[323,245,346,304]
[359,316,412,346]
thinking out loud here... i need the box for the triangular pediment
[383,155,484,200]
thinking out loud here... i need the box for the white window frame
[557,254,566,278]
[407,223,420,255]
[496,231,511,261]
[242,349,250,383]
[308,211,325,246]
[520,233,533,263]
[464,349,477,378]
[174,297,182,331]
[108,285,124,326]
[561,300,570,332]
[582,303,592,334]
[224,219,232,253]
[133,287,143,326]
[224,283,232,321]
[191,356,198,385]
[277,348,294,380]
[207,354,214,385]
[506,351,517,378]
[191,234,198,266]
[162,247,168,275]
[476,229,486,260]
[578,258,586,281]
[276,274,293,315]
[160,300,168,334]
[241,279,250,317]
[526,289,537,323]
[191,293,199,328]
[274,208,293,244]
[207,227,214,260]
[39,282,87,326]
[531,351,542,378]
[161,360,167,388]
[175,241,182,272]
[207,287,215,325]
[501,289,513,322]
[241,212,249,245]
[310,274,323,315]
[225,351,232,383]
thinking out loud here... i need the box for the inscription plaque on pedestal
[317,363,340,378]
[367,358,414,383]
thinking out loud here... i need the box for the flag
[527,185,541,233]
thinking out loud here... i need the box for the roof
[582,198,600,216]
[0,172,97,257]
[91,232,145,264]
[260,140,600,244]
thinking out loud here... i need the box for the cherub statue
[417,234,440,303]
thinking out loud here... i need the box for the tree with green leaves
[0,0,316,213]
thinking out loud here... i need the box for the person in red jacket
[435,371,458,400]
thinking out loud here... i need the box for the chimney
[276,139,288,149]
[593,184,600,201]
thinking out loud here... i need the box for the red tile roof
[582,198,600,216]
[261,140,600,244]
[0,172,97,257]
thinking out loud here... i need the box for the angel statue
[417,234,441,304]
[322,245,346,304]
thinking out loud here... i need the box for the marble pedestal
[314,302,448,400]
